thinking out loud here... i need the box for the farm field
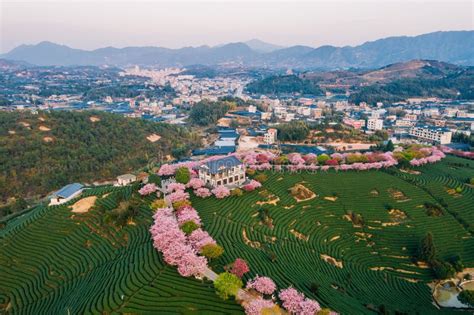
[0,185,242,314]
[191,156,474,314]
[0,156,473,314]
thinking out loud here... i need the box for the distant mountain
[244,39,285,53]
[2,31,474,69]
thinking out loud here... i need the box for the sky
[0,0,473,53]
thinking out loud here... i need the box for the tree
[230,258,249,278]
[384,140,394,152]
[214,272,243,300]
[418,232,436,263]
[200,243,224,260]
[458,290,474,307]
[317,154,330,165]
[180,220,200,235]
[246,276,276,295]
[175,167,190,184]
[432,260,456,279]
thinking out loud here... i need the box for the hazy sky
[1,0,473,53]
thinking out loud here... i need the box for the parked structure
[49,183,84,205]
[198,156,246,188]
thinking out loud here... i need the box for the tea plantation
[0,185,242,314]
[0,156,473,314]
[191,156,474,314]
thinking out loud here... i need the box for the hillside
[2,31,473,69]
[0,111,199,211]
[1,156,473,314]
[245,75,324,96]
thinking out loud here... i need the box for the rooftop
[52,183,83,199]
[200,156,242,174]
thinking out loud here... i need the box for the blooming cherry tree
[212,185,230,199]
[138,183,158,196]
[246,276,276,295]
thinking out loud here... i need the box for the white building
[49,183,84,206]
[395,120,416,127]
[198,156,246,188]
[248,105,257,113]
[116,174,137,186]
[366,118,383,131]
[409,126,452,144]
[264,128,278,144]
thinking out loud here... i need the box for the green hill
[0,111,199,213]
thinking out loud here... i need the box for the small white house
[49,183,84,206]
[116,174,137,186]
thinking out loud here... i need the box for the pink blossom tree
[188,228,216,251]
[186,178,205,189]
[246,276,276,295]
[194,187,212,198]
[167,182,186,193]
[158,164,175,176]
[167,190,190,203]
[212,185,231,199]
[230,258,249,278]
[243,298,275,315]
[138,183,158,196]
[243,180,262,192]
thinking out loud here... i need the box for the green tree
[418,232,436,263]
[180,220,199,235]
[458,290,474,307]
[214,272,243,300]
[200,243,224,260]
[175,167,191,184]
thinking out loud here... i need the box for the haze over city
[1,0,473,53]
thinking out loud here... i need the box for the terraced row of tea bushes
[0,186,243,314]
[191,160,474,314]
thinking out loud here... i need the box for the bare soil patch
[321,254,343,268]
[39,125,51,131]
[289,229,309,241]
[71,196,97,213]
[324,196,338,202]
[89,116,101,122]
[147,133,161,142]
[387,188,410,202]
[242,228,261,248]
[43,136,54,143]
[289,183,316,202]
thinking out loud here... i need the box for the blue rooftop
[200,156,242,174]
[192,146,236,156]
[53,183,83,199]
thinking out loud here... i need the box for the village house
[198,156,246,188]
[49,183,84,206]
[116,174,137,186]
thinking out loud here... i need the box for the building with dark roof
[198,156,246,188]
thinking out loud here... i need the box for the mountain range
[2,31,473,70]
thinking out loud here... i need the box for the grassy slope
[0,185,242,314]
[191,156,474,314]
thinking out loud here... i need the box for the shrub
[180,220,199,235]
[246,168,256,176]
[458,290,474,307]
[455,186,463,194]
[317,154,330,165]
[231,188,243,196]
[200,243,224,259]
[254,173,268,183]
[172,199,191,210]
[175,167,191,184]
[151,199,167,209]
[214,272,243,300]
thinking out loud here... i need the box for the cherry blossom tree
[243,180,262,191]
[158,164,175,176]
[194,187,212,198]
[243,298,275,315]
[212,185,231,199]
[187,178,205,189]
[138,183,158,196]
[167,190,190,203]
[188,228,216,251]
[246,276,276,295]
[167,182,186,193]
[279,287,305,313]
[176,206,201,226]
[230,258,249,278]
